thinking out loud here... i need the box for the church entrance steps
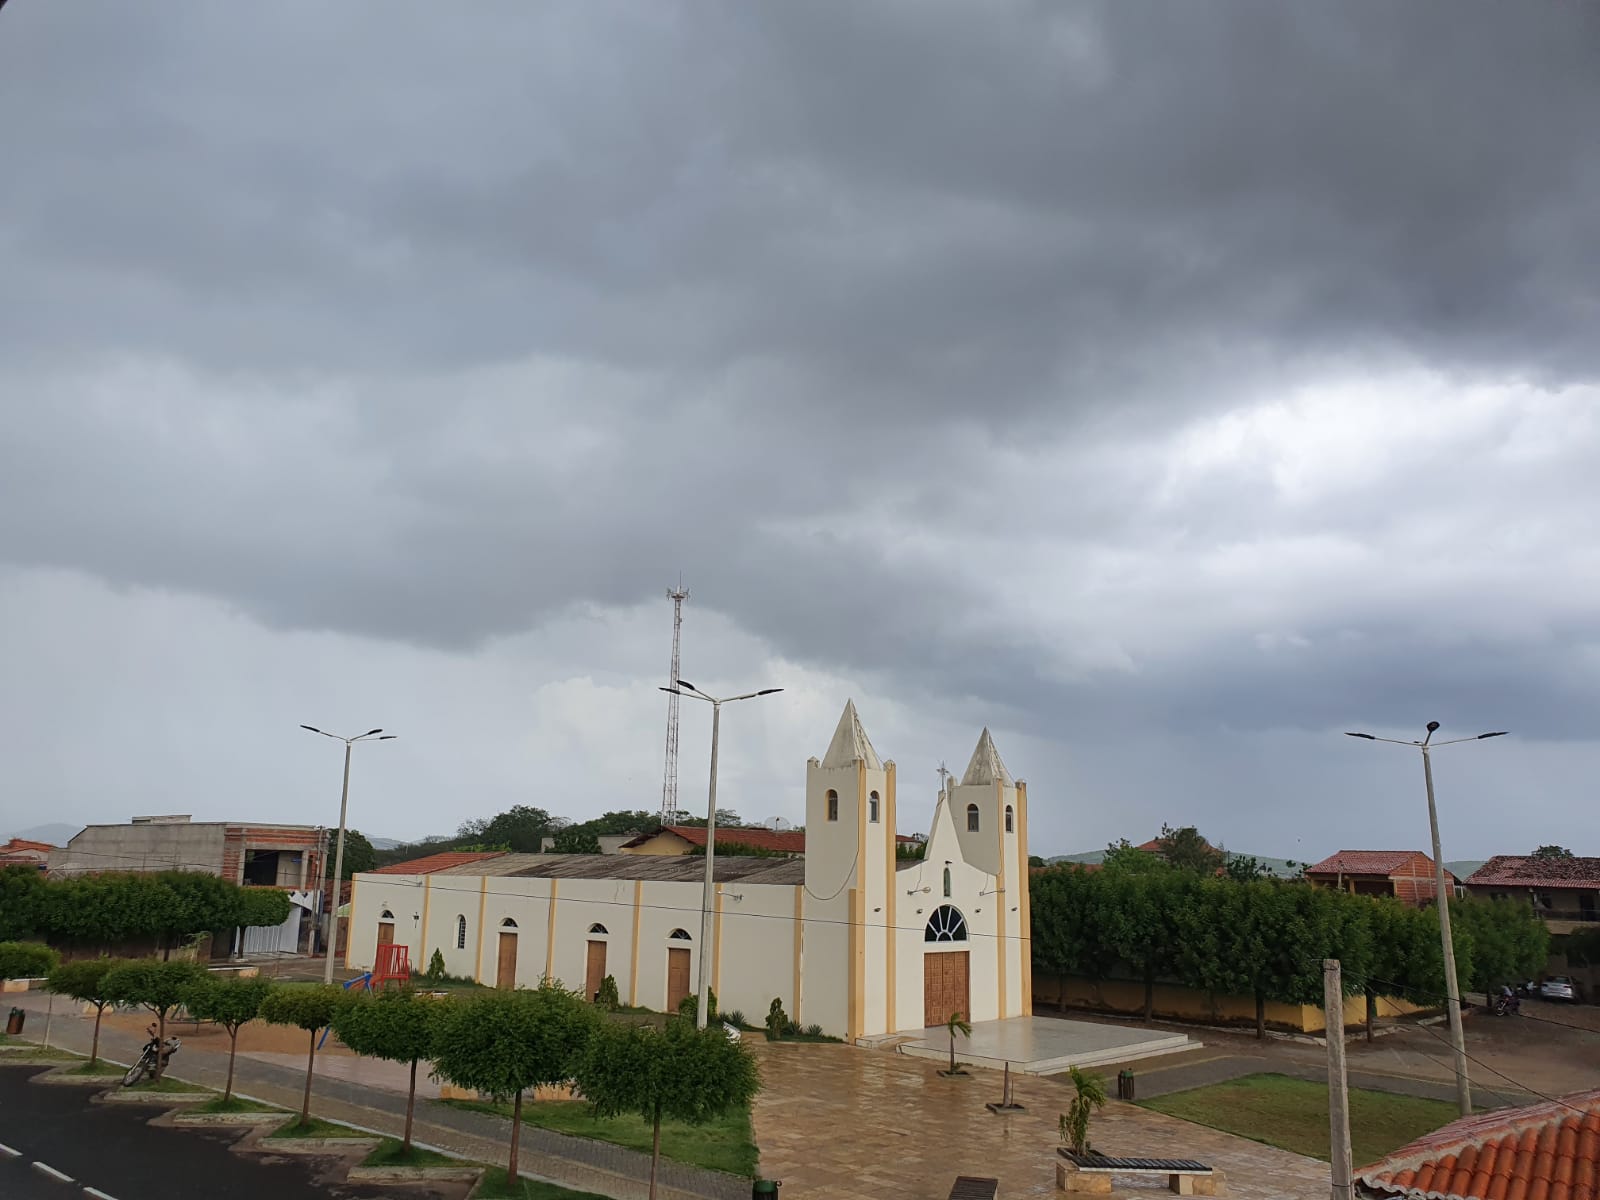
[886,1015,1200,1076]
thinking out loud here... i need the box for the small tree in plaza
[0,941,60,983]
[333,988,446,1154]
[1059,1066,1108,1156]
[44,958,120,1065]
[431,982,599,1182]
[184,974,272,1101]
[258,984,345,1126]
[578,1018,761,1200]
[101,958,206,1079]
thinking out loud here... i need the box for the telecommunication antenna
[659,581,690,826]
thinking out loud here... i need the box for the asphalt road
[0,1065,461,1200]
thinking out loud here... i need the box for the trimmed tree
[44,957,120,1064]
[578,1018,761,1200]
[184,975,272,1101]
[258,984,345,1125]
[333,988,445,1153]
[101,958,207,1079]
[0,941,60,982]
[432,982,599,1182]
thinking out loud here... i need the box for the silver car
[1539,975,1577,1002]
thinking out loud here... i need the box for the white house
[345,701,1033,1040]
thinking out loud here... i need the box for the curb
[348,1164,483,1183]
[98,1088,215,1104]
[256,1135,384,1155]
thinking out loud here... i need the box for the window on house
[924,905,968,943]
[500,917,518,928]
[380,909,395,921]
[827,790,839,822]
[669,928,692,940]
[966,804,980,832]
[1005,805,1014,833]
[588,923,608,935]
[456,915,467,949]
[943,867,952,898]
[869,791,880,823]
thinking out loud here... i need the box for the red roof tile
[370,851,510,876]
[1358,1088,1600,1200]
[1305,850,1454,880]
[2,838,58,854]
[1468,855,1600,890]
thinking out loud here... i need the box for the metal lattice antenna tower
[659,581,690,826]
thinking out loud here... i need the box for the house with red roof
[1305,850,1458,908]
[1356,1086,1600,1199]
[1467,856,1600,936]
[0,837,56,871]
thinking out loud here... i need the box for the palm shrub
[944,1010,972,1075]
[1060,1066,1108,1156]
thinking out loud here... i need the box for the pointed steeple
[821,700,883,770]
[960,727,1012,787]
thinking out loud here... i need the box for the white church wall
[714,884,799,1025]
[347,873,426,973]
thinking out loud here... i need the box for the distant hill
[1446,860,1486,880]
[1045,847,1304,879]
[367,837,404,850]
[4,822,81,847]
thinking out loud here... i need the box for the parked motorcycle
[122,1033,181,1086]
[1491,992,1521,1017]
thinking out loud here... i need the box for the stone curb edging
[97,1087,216,1104]
[26,1065,129,1085]
[162,1109,292,1126]
[348,1164,483,1183]
[254,1135,384,1155]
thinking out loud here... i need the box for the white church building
[345,701,1033,1041]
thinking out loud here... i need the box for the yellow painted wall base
[1034,974,1431,1034]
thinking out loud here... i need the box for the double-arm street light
[660,679,783,1029]
[1345,722,1507,1116]
[302,725,397,984]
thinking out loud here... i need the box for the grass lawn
[473,1168,612,1199]
[266,1116,375,1140]
[124,1075,214,1093]
[1139,1073,1462,1165]
[191,1095,285,1114]
[360,1138,458,1168]
[62,1060,126,1076]
[441,1098,758,1177]
[0,1043,76,1060]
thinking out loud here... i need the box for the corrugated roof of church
[430,852,808,885]
[821,699,883,770]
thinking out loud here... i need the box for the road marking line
[84,1188,121,1200]
[33,1161,75,1183]
[0,1141,19,1158]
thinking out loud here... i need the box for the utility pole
[659,583,689,827]
[1324,959,1354,1200]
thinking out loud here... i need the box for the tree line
[1030,850,1549,1038]
[2,945,756,1200]
[0,865,292,956]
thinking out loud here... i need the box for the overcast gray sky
[3,1,1598,861]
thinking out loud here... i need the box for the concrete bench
[949,1177,999,1200]
[1057,1151,1224,1196]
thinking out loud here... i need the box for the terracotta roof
[1306,850,1453,879]
[1468,855,1600,890]
[2,838,57,853]
[369,851,511,876]
[1357,1087,1600,1200]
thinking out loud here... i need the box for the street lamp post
[301,725,397,984]
[1346,722,1507,1117]
[660,679,782,1029]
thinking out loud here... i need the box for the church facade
[346,701,1033,1040]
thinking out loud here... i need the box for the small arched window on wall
[925,905,968,942]
[456,915,467,950]
[943,867,952,898]
[826,790,839,822]
[966,804,980,832]
[868,791,880,823]
[1005,805,1014,833]
[669,928,692,940]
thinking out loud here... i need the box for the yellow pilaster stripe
[853,758,868,1039]
[544,879,559,983]
[995,779,1007,1020]
[628,881,643,1007]
[885,760,897,1033]
[343,878,357,968]
[714,883,725,998]
[474,877,488,983]
[421,876,434,957]
[1018,781,1032,1015]
[792,885,804,1025]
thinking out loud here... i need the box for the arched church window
[942,867,951,898]
[588,923,608,935]
[924,905,968,943]
[500,917,518,929]
[380,909,394,921]
[869,791,880,823]
[966,804,980,832]
[827,790,839,822]
[1005,805,1014,833]
[669,928,692,940]
[456,915,467,949]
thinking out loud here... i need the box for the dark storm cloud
[3,0,1600,772]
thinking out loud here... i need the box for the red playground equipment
[373,943,411,989]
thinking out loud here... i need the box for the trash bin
[752,1181,780,1197]
[5,1007,23,1036]
[1117,1069,1135,1101]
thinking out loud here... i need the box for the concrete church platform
[867,1015,1200,1075]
